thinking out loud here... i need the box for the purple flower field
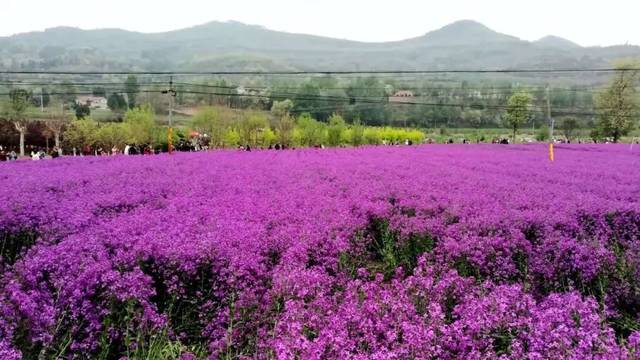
[1,144,640,359]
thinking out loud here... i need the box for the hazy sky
[3,0,639,46]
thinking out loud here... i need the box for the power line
[1,84,633,118]
[172,81,611,93]
[0,88,616,115]
[0,79,614,95]
[0,68,637,75]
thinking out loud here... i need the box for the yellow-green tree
[190,107,227,148]
[261,128,277,147]
[63,118,99,150]
[272,100,295,146]
[350,120,365,146]
[297,113,327,146]
[364,128,381,144]
[124,105,156,145]
[239,113,269,147]
[223,128,241,147]
[96,123,130,150]
[327,113,346,146]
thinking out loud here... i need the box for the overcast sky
[3,0,639,46]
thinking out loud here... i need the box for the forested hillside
[1,20,639,77]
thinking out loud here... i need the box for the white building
[76,96,108,110]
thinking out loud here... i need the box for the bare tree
[46,104,72,155]
[3,89,32,157]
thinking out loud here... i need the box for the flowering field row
[1,144,639,359]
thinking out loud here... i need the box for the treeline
[61,103,424,153]
[500,62,640,143]
[1,62,638,156]
[175,77,599,129]
[0,74,603,129]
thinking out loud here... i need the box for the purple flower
[0,144,638,358]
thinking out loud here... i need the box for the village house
[75,96,108,110]
[388,90,415,103]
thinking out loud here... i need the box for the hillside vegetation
[1,20,639,77]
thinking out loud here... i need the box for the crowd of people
[2,136,636,162]
[0,146,19,161]
[0,145,62,161]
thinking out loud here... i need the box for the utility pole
[532,119,535,137]
[546,85,554,141]
[162,76,177,154]
[40,88,44,112]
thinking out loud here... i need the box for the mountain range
[0,20,639,75]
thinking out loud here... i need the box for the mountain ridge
[0,20,638,74]
[3,19,635,47]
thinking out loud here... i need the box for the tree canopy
[595,63,639,143]
[504,91,532,142]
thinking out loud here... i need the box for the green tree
[595,63,639,143]
[124,105,156,145]
[107,93,128,118]
[139,92,169,115]
[31,88,50,108]
[536,125,550,142]
[560,117,579,142]
[504,92,532,143]
[199,79,234,106]
[292,82,341,121]
[271,99,294,118]
[3,89,32,156]
[345,77,387,126]
[175,84,185,106]
[327,113,346,146]
[462,109,483,128]
[125,75,140,109]
[92,87,107,98]
[73,103,91,119]
[590,128,603,143]
[57,81,76,105]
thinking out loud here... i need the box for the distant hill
[0,19,639,78]
[402,20,521,47]
[534,35,582,50]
